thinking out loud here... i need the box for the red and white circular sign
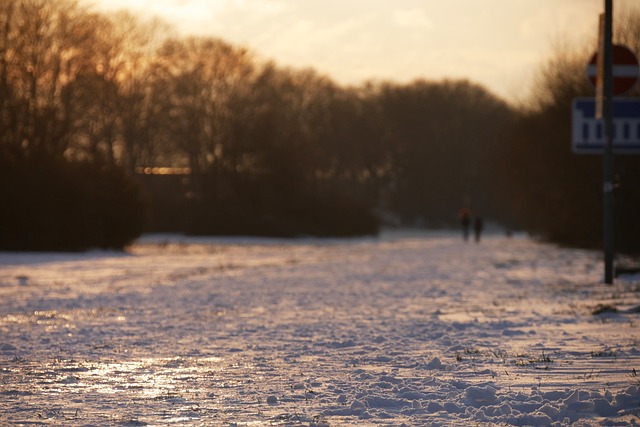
[587,44,640,96]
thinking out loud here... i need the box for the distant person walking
[474,216,484,243]
[459,208,472,241]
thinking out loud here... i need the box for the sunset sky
[83,0,639,101]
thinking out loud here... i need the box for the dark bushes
[0,156,148,251]
[183,185,379,238]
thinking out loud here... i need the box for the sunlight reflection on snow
[73,356,226,398]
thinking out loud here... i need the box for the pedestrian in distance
[459,208,472,242]
[474,216,484,243]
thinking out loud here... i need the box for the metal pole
[603,0,615,284]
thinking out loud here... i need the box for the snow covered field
[1,230,640,426]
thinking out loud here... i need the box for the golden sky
[84,0,638,101]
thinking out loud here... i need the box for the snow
[1,229,639,426]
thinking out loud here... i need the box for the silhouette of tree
[0,0,148,250]
[378,79,514,227]
[0,0,97,159]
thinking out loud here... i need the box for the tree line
[1,0,639,254]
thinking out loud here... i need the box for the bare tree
[0,0,98,158]
[377,79,513,226]
[150,36,257,175]
[70,11,170,169]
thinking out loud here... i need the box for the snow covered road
[1,231,639,426]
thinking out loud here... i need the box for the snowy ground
[1,230,640,426]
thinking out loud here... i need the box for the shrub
[0,155,148,251]
[182,183,379,238]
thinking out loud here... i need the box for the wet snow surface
[1,230,640,426]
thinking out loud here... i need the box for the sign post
[602,0,614,284]
[577,1,639,284]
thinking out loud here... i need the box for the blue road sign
[572,97,640,154]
